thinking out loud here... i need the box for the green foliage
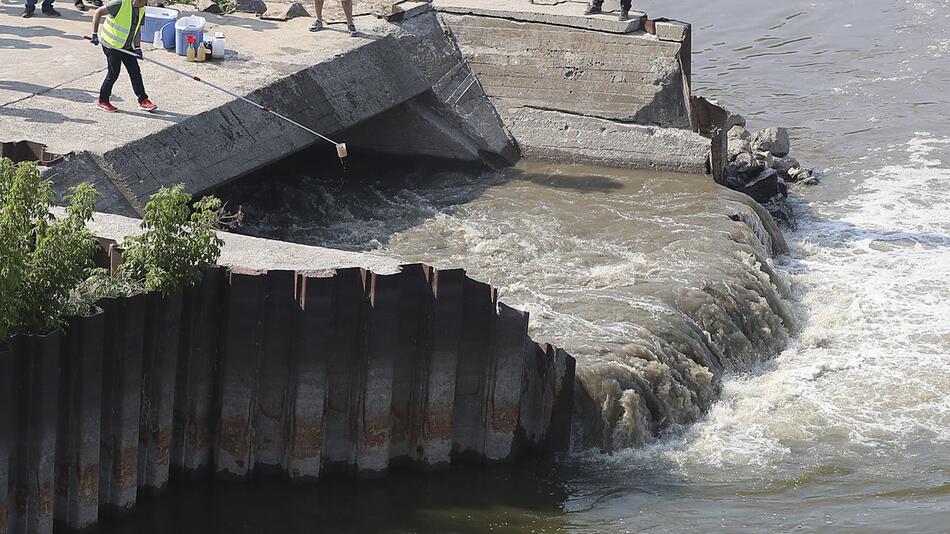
[0,159,99,339]
[120,184,225,294]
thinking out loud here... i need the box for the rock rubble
[723,124,818,226]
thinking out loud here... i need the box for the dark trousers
[24,0,53,10]
[99,46,148,103]
[592,0,632,9]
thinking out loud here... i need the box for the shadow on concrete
[0,80,97,102]
[0,36,52,48]
[0,22,87,41]
[123,107,190,122]
[0,105,96,124]
[206,12,279,32]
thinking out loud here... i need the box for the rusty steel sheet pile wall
[0,264,573,533]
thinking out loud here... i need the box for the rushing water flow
[104,1,949,531]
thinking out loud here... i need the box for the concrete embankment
[1,6,516,217]
[2,0,716,218]
[0,212,574,533]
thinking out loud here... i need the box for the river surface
[105,1,949,532]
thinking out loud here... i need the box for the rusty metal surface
[0,343,14,534]
[545,348,576,453]
[0,261,574,531]
[13,333,62,534]
[287,273,334,481]
[0,140,65,166]
[451,278,495,460]
[419,268,466,468]
[320,268,366,473]
[483,303,529,461]
[171,268,224,480]
[357,272,401,475]
[139,292,183,494]
[391,264,432,465]
[254,270,297,474]
[54,312,105,530]
[215,270,266,480]
[98,295,145,516]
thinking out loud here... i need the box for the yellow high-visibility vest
[99,0,142,51]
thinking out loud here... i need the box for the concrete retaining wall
[437,7,710,173]
[0,263,573,533]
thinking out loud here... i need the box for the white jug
[212,32,225,59]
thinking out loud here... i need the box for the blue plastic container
[141,7,178,45]
[175,16,206,56]
[160,22,175,49]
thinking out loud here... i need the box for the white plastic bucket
[142,7,178,45]
[175,15,206,56]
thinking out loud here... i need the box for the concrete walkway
[433,0,645,34]
[0,0,383,156]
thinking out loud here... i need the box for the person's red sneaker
[138,99,157,112]
[96,100,118,112]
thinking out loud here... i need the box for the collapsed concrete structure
[2,1,710,216]
[434,0,708,173]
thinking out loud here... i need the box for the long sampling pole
[84,36,348,160]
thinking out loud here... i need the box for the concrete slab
[1,1,515,214]
[76,209,403,274]
[0,3,366,155]
[433,0,645,34]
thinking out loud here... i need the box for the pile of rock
[720,119,816,227]
[724,120,817,206]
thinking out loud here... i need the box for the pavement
[431,0,645,34]
[0,0,388,155]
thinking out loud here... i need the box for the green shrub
[120,184,225,294]
[0,159,99,339]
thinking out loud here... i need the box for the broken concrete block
[386,1,431,22]
[235,0,265,14]
[654,20,690,42]
[752,127,791,157]
[195,0,222,14]
[260,1,310,20]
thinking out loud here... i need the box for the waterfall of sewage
[217,158,795,454]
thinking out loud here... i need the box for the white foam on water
[655,134,950,474]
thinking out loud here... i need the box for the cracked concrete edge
[433,3,646,34]
[54,208,405,274]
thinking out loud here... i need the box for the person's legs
[120,52,148,103]
[618,0,631,20]
[341,0,356,35]
[41,0,59,15]
[341,0,352,23]
[23,0,36,15]
[99,47,123,103]
[310,0,324,30]
[584,0,604,15]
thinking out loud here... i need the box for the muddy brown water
[99,0,950,531]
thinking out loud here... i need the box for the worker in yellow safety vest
[90,0,157,112]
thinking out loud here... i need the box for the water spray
[83,36,348,164]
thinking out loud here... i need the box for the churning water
[104,1,950,532]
